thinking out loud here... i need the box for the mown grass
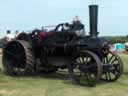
[0,54,128,96]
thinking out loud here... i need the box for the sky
[0,0,128,38]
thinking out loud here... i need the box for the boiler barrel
[89,5,99,37]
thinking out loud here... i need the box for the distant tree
[104,36,128,44]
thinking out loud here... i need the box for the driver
[54,23,65,32]
[71,16,85,36]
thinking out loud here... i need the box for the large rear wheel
[2,40,35,76]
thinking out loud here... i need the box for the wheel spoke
[108,72,111,80]
[102,58,105,64]
[111,58,117,64]
[79,72,83,78]
[106,56,109,63]
[84,73,89,82]
[108,55,114,63]
[78,57,82,64]
[85,57,88,64]
[105,73,108,80]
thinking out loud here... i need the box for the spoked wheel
[69,51,102,86]
[2,40,35,76]
[101,51,123,82]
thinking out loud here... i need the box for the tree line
[104,36,128,44]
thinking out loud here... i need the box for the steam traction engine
[2,5,123,86]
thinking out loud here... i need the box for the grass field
[0,54,128,96]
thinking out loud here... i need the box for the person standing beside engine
[5,30,14,42]
[15,30,20,38]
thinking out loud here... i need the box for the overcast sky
[0,0,127,37]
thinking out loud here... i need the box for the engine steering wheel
[54,23,70,32]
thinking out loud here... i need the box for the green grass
[0,54,128,96]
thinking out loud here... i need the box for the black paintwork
[16,5,108,66]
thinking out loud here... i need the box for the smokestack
[89,5,99,37]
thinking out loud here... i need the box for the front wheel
[101,51,123,82]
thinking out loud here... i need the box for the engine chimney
[89,5,99,38]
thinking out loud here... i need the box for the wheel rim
[72,51,102,86]
[101,51,123,82]
[16,33,31,41]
